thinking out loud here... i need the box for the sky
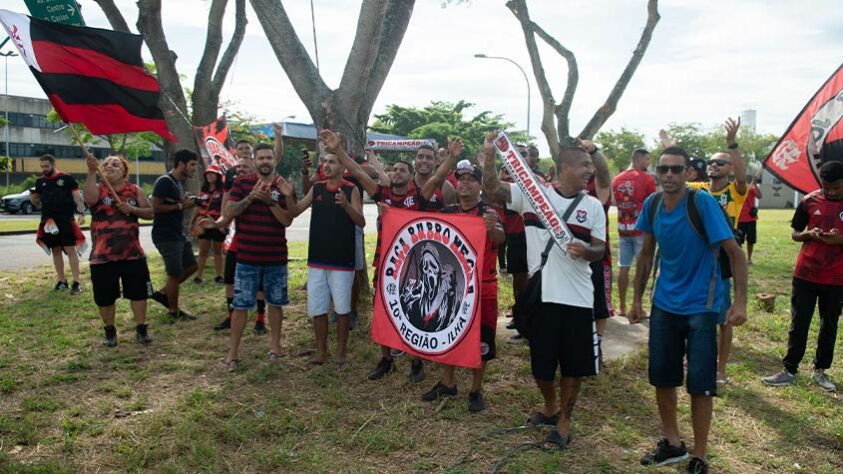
[2,0,842,156]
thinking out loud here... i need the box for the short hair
[235,139,253,147]
[660,146,691,166]
[528,145,539,158]
[819,160,843,182]
[39,154,56,164]
[557,146,589,165]
[173,149,198,166]
[632,148,649,158]
[104,155,130,179]
[417,144,435,154]
[394,159,414,174]
[253,143,274,154]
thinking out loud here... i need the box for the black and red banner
[372,208,487,369]
[0,9,176,142]
[194,116,237,173]
[765,63,843,193]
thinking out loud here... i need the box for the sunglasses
[656,165,686,175]
[708,159,728,167]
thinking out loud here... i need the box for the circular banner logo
[380,217,479,356]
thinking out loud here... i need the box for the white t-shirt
[508,183,607,309]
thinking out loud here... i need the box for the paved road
[0,204,381,272]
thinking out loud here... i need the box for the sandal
[527,411,561,426]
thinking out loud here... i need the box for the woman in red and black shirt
[191,164,226,283]
[83,153,155,348]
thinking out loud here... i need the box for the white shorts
[307,267,354,317]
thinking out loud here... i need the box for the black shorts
[737,221,756,245]
[198,228,227,242]
[154,240,197,277]
[90,259,153,307]
[505,232,528,274]
[529,303,598,380]
[40,218,77,249]
[590,260,610,320]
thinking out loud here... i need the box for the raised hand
[725,117,741,146]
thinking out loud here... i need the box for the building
[1,95,165,185]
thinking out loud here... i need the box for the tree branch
[531,22,578,143]
[211,0,248,101]
[506,0,560,157]
[579,0,660,139]
[248,0,330,119]
[92,0,132,33]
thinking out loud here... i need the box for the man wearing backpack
[628,146,747,474]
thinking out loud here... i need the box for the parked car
[1,189,42,215]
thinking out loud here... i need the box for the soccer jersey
[89,182,145,264]
[228,174,290,266]
[791,190,843,286]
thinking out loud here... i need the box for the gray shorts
[154,240,196,277]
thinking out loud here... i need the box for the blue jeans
[648,305,718,396]
[232,263,289,310]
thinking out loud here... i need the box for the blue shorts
[648,305,718,396]
[618,235,644,268]
[718,278,732,325]
[232,263,289,310]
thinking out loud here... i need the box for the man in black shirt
[30,154,86,294]
[150,150,199,321]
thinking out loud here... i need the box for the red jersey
[89,182,145,264]
[612,169,656,237]
[738,186,759,223]
[791,190,843,286]
[228,174,290,266]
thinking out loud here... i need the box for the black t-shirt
[34,172,78,222]
[152,173,186,242]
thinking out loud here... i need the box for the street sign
[23,0,85,26]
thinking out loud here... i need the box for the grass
[0,209,840,473]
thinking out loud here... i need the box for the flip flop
[527,411,561,426]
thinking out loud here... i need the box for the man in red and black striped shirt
[221,143,294,372]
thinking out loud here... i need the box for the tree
[249,0,415,155]
[506,0,660,161]
[593,127,647,171]
[92,0,248,165]
[370,100,528,159]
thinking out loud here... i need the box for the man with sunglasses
[630,146,747,474]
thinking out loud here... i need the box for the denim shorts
[718,278,732,325]
[648,305,718,396]
[232,263,288,309]
[618,235,644,268]
[307,267,354,316]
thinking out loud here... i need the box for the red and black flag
[0,9,177,141]
[765,63,843,193]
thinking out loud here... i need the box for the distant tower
[741,109,757,133]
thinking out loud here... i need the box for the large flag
[372,208,486,369]
[0,9,176,141]
[765,63,843,193]
[194,116,237,173]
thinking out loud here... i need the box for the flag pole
[67,125,122,204]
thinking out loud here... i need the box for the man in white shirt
[481,133,606,450]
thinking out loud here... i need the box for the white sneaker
[812,370,837,392]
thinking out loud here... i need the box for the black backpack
[647,188,721,311]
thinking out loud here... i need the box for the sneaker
[102,325,117,347]
[214,276,224,284]
[169,310,196,321]
[421,381,458,401]
[193,277,203,284]
[151,291,169,309]
[687,457,708,474]
[254,319,267,335]
[409,359,425,383]
[468,390,485,412]
[761,368,796,387]
[135,324,152,344]
[70,281,82,295]
[506,334,528,345]
[213,318,231,331]
[640,438,689,467]
[54,280,68,291]
[812,369,837,392]
[368,357,394,380]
